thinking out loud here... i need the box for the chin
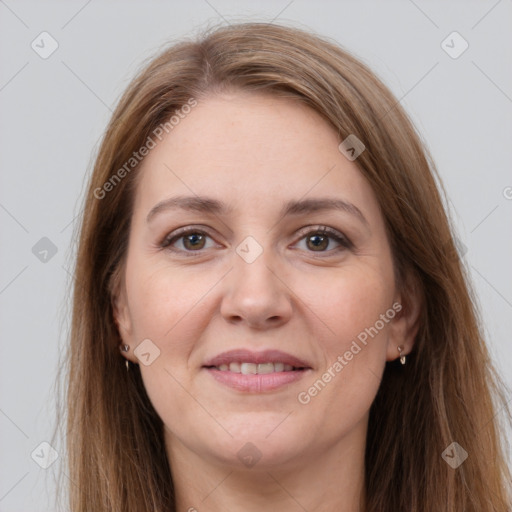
[196,417,309,470]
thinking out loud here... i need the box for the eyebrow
[146,195,369,226]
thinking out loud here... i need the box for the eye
[294,226,352,254]
[161,227,217,254]
[160,225,352,257]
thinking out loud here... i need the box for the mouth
[206,362,306,374]
[202,349,312,392]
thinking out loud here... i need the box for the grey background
[1,1,511,510]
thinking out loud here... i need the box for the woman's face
[115,91,414,470]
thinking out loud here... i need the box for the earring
[397,345,406,365]
[120,344,130,371]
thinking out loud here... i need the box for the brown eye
[182,232,206,250]
[161,228,216,255]
[295,226,352,255]
[306,234,330,251]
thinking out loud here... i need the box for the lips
[203,349,312,392]
[203,349,312,371]
[214,362,296,374]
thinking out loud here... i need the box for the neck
[167,422,367,512]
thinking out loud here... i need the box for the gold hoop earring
[397,346,406,365]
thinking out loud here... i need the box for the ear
[385,271,422,362]
[110,264,134,348]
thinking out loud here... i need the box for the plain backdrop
[0,1,511,510]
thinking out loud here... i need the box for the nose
[219,244,293,330]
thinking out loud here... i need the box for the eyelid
[160,225,218,253]
[292,225,353,253]
[160,224,353,256]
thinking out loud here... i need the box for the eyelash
[160,225,353,257]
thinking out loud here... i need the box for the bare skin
[114,91,420,511]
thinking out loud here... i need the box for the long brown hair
[63,22,511,511]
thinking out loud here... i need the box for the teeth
[229,362,241,373]
[240,363,257,375]
[257,363,274,374]
[214,362,299,373]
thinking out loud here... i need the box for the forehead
[133,92,379,221]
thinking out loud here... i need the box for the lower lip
[204,368,309,392]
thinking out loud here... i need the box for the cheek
[125,259,217,345]
[298,263,394,352]
[124,261,215,430]
[293,265,394,414]
[294,267,394,424]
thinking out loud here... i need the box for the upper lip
[203,349,312,369]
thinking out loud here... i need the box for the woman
[64,22,511,511]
